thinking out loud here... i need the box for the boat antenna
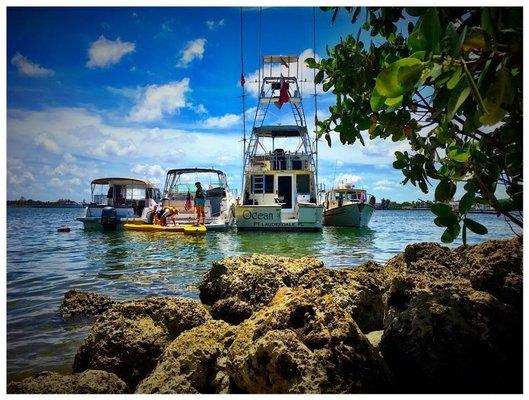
[332,160,338,189]
[313,7,319,194]
[258,7,262,94]
[240,7,247,194]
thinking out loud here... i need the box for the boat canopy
[165,168,226,176]
[254,125,307,138]
[90,177,154,187]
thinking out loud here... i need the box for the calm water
[6,207,520,380]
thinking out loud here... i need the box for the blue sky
[7,6,429,202]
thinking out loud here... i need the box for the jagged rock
[210,296,253,325]
[199,254,323,323]
[380,280,522,393]
[298,261,384,332]
[380,242,467,326]
[73,297,210,389]
[59,289,115,319]
[137,320,238,394]
[458,236,523,310]
[227,287,392,393]
[7,370,128,394]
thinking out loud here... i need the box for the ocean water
[6,206,521,380]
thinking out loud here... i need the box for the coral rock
[7,370,128,394]
[73,296,209,389]
[59,289,115,320]
[137,320,238,393]
[199,254,323,323]
[227,287,392,393]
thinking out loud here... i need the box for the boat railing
[249,152,312,172]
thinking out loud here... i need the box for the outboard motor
[101,206,118,231]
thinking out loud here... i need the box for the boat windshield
[91,183,148,205]
[164,171,227,196]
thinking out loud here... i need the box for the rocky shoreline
[8,236,523,394]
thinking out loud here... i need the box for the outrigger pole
[240,7,246,195]
[313,7,319,195]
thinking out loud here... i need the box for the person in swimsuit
[194,182,206,226]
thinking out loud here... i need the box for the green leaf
[384,95,403,107]
[305,57,317,68]
[453,26,468,58]
[447,145,471,163]
[434,215,458,227]
[370,87,386,112]
[435,180,457,202]
[459,191,476,214]
[447,76,471,119]
[393,159,407,169]
[480,67,514,126]
[431,202,455,217]
[351,7,361,23]
[464,218,488,235]
[410,51,426,60]
[322,81,333,92]
[375,57,424,98]
[462,27,490,52]
[314,70,324,84]
[446,67,462,90]
[441,223,461,243]
[481,8,495,38]
[442,22,459,55]
[422,8,441,55]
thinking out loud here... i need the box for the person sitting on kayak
[194,182,206,226]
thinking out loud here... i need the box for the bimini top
[253,125,307,138]
[90,177,155,187]
[166,168,226,176]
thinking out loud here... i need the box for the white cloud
[7,158,35,186]
[48,177,80,188]
[334,173,362,186]
[86,36,135,68]
[97,139,137,157]
[11,52,54,77]
[131,164,165,178]
[202,113,241,128]
[63,153,76,163]
[128,79,191,122]
[177,38,206,68]
[35,136,61,154]
[206,19,225,30]
[195,103,208,114]
[243,48,323,97]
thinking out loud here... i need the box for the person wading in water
[194,182,206,226]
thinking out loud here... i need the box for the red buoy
[57,226,71,232]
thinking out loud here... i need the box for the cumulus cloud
[177,38,206,68]
[35,136,62,154]
[7,158,35,186]
[206,19,225,30]
[334,173,363,186]
[131,164,165,178]
[97,139,137,156]
[128,79,191,122]
[86,36,135,68]
[11,52,54,77]
[201,113,241,128]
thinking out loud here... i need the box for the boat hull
[235,204,323,232]
[323,203,374,227]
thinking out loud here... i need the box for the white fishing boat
[77,177,161,231]
[323,184,375,227]
[236,55,323,231]
[161,168,236,231]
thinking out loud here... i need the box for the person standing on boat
[194,182,206,226]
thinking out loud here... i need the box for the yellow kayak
[183,225,207,235]
[123,223,185,232]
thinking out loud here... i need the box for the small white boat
[161,168,236,231]
[323,185,375,227]
[77,177,161,231]
[236,55,323,231]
